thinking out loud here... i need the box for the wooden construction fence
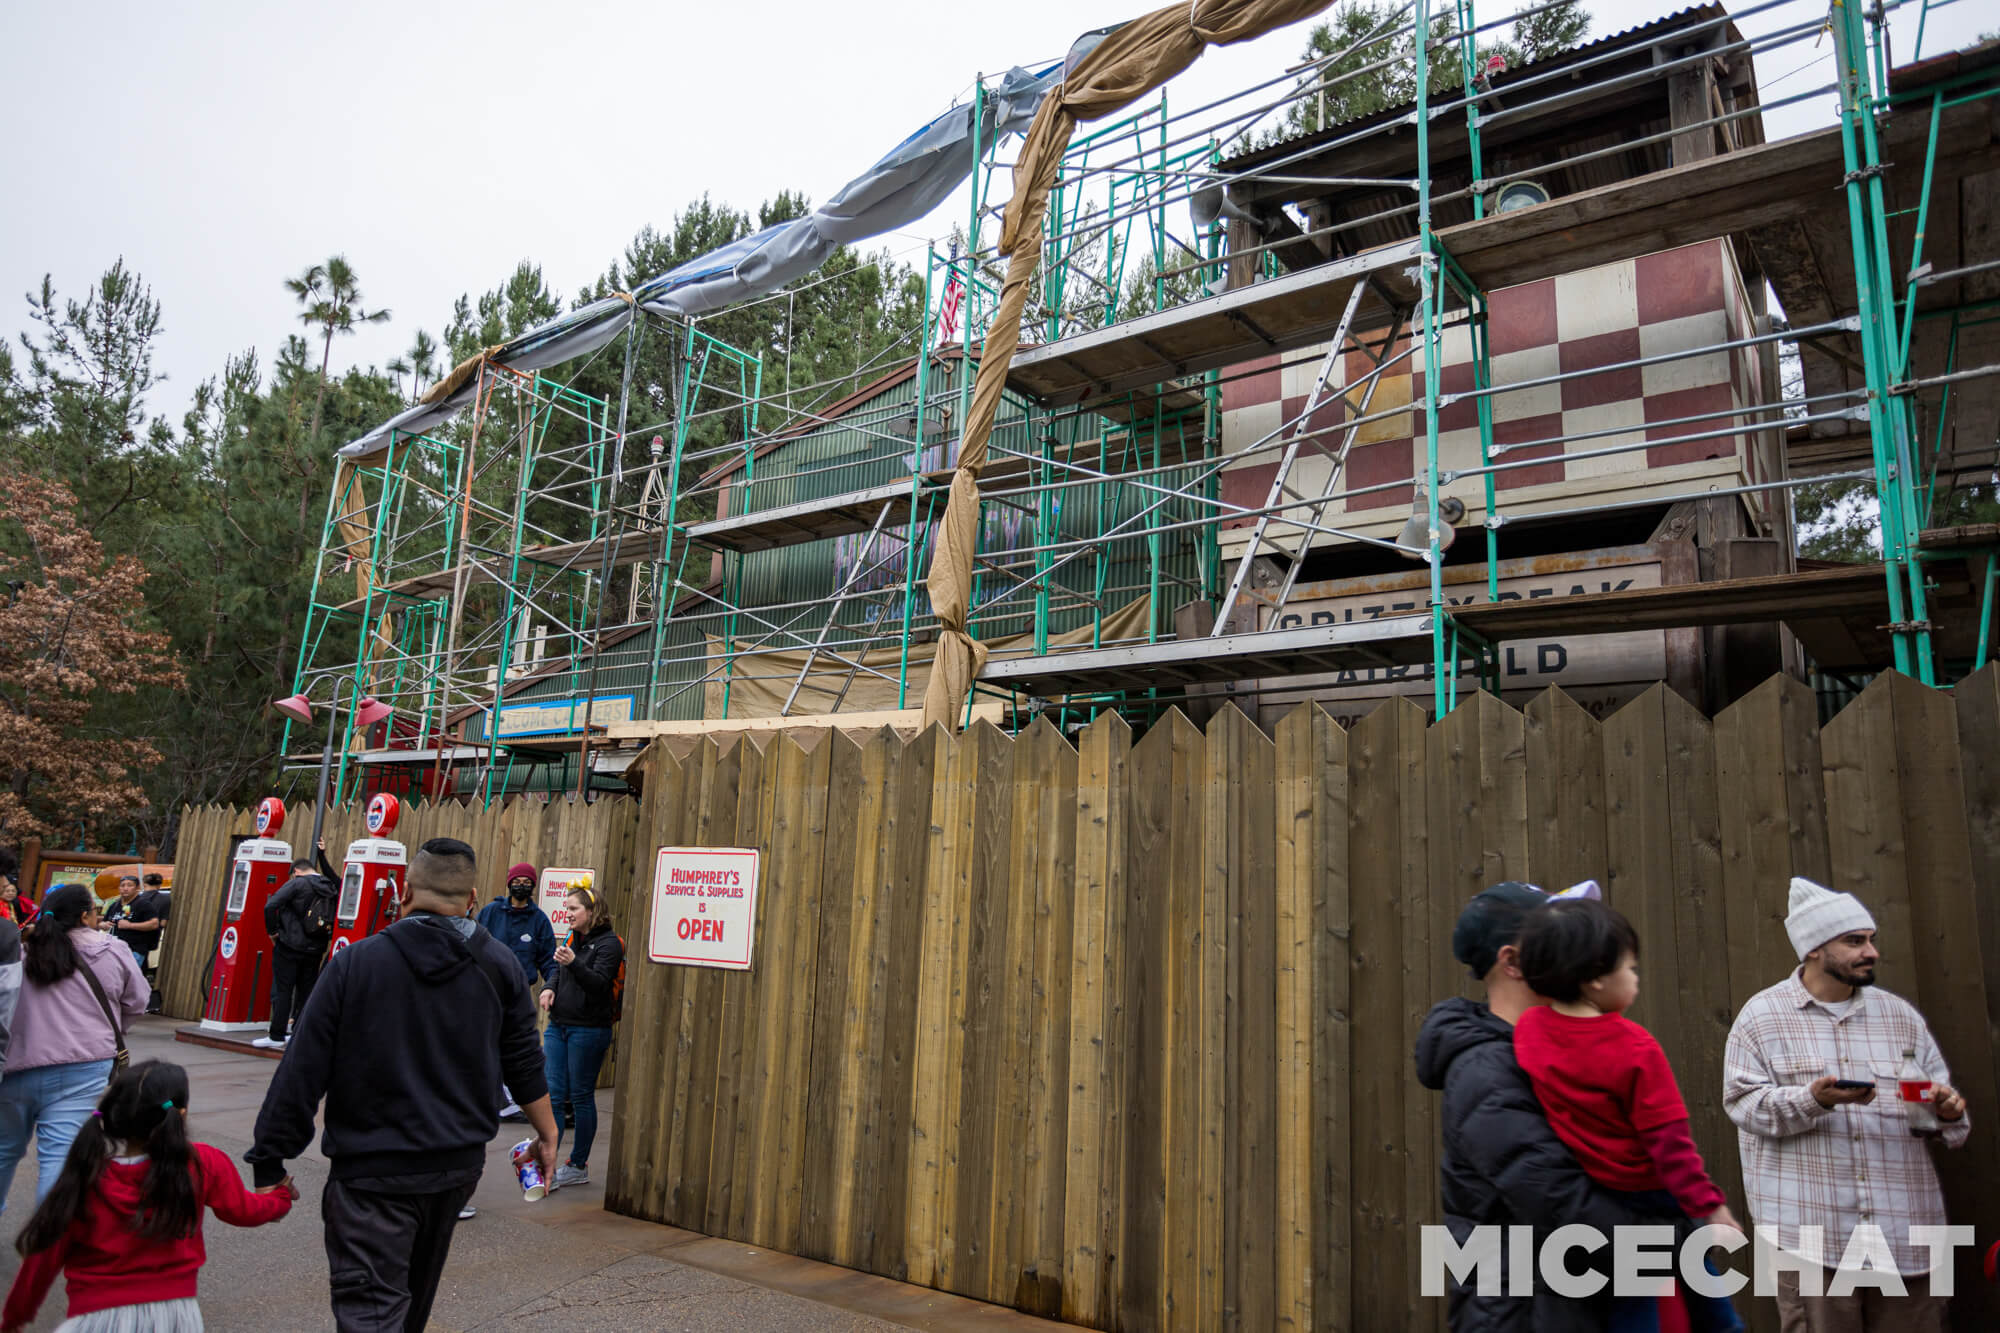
[158,795,645,1032]
[605,670,2000,1331]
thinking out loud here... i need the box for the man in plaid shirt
[1724,878,1969,1331]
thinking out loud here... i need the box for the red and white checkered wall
[1217,239,1772,537]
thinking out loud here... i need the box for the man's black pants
[322,1177,476,1331]
[268,945,322,1041]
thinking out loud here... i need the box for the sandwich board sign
[538,868,596,945]
[648,846,759,970]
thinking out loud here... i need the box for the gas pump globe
[330,794,407,956]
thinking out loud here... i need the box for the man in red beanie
[474,864,555,1128]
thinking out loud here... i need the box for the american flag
[936,269,966,347]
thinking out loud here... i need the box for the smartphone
[1830,1078,1875,1090]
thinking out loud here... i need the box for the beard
[1824,957,1877,988]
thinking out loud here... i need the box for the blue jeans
[543,1024,613,1168]
[0,1059,116,1214]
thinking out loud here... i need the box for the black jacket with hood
[1415,996,1688,1333]
[263,847,338,956]
[246,912,546,1188]
[265,878,335,956]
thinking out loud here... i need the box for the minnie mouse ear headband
[1450,879,1603,978]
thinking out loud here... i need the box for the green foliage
[1,190,929,848]
[1119,251,1211,323]
[568,193,925,519]
[12,262,183,537]
[1243,0,1591,148]
[1793,477,1998,564]
[1794,479,1880,562]
[444,260,562,365]
[288,255,391,441]
[0,255,406,852]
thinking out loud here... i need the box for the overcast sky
[2,0,1983,427]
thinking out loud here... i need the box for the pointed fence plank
[1659,688,1736,1223]
[1062,712,1132,1327]
[1604,687,1686,1060]
[1953,664,2000,1107]
[169,665,2000,1333]
[1209,706,1278,1333]
[707,738,774,1238]
[906,725,973,1289]
[1825,674,2000,1317]
[1121,712,1201,1329]
[1714,675,1831,1018]
[1273,704,1349,1333]
[1346,698,1424,1331]
[1001,719,1076,1317]
[799,732,867,1263]
[863,727,937,1277]
[1523,688,1608,893]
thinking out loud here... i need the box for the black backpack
[292,878,337,945]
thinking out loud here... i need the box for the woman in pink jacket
[0,886,149,1212]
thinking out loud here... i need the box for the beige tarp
[919,0,1335,730]
[705,595,1154,720]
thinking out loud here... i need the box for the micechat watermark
[1421,1224,1978,1299]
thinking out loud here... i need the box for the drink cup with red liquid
[1898,1047,1941,1138]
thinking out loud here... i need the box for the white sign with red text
[538,868,595,946]
[648,847,759,970]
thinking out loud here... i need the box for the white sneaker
[250,1036,286,1050]
[498,1101,522,1119]
[552,1163,589,1189]
[457,1203,477,1220]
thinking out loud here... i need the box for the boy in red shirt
[1515,896,1742,1333]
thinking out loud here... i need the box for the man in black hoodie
[1414,882,1689,1333]
[247,837,558,1332]
[255,840,338,1050]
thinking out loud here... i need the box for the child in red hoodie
[1514,896,1742,1333]
[2,1060,294,1332]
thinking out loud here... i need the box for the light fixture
[1189,182,1265,233]
[1492,180,1550,214]
[353,696,394,729]
[270,687,397,850]
[889,401,952,441]
[271,694,315,726]
[1395,495,1468,558]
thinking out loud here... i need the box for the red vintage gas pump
[330,794,406,959]
[200,798,293,1032]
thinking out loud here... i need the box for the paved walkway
[0,1018,1063,1331]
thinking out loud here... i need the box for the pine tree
[287,255,391,440]
[1254,1,1591,143]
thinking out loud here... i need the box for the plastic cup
[511,1138,545,1201]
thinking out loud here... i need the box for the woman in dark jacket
[537,886,621,1191]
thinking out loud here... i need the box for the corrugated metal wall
[504,356,1213,722]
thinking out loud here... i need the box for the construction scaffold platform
[285,0,2000,803]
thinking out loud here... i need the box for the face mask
[508,883,533,901]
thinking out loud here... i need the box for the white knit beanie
[1785,877,1876,960]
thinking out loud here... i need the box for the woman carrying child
[1,1060,294,1332]
[1515,894,1743,1333]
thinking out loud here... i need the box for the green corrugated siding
[539,356,1213,723]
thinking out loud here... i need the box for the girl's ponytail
[135,1064,197,1241]
[15,1060,199,1255]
